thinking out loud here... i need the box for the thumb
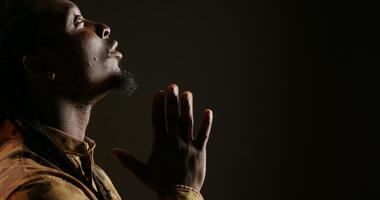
[112,148,146,178]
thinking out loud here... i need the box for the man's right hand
[112,84,213,196]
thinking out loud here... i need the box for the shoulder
[0,138,29,198]
[0,139,95,200]
[6,174,90,200]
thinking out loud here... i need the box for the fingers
[195,109,213,150]
[112,148,146,179]
[152,90,166,139]
[180,91,194,142]
[166,84,180,137]
[155,84,211,148]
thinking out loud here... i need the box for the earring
[47,71,56,80]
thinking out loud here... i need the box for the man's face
[31,0,132,103]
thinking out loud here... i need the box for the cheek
[76,33,119,74]
[79,32,105,63]
[49,32,104,70]
[53,31,118,87]
[73,32,109,78]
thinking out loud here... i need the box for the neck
[29,97,92,141]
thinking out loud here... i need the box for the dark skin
[22,0,213,196]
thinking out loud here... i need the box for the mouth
[108,50,123,60]
[108,40,123,60]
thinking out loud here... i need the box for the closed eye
[74,15,84,27]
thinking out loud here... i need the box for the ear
[22,55,49,75]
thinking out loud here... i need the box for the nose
[96,23,111,39]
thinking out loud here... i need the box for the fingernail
[111,149,123,159]
[154,90,164,99]
[111,152,119,159]
[183,92,193,105]
[205,109,213,120]
[168,84,178,95]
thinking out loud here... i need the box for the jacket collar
[0,119,96,157]
[42,125,96,157]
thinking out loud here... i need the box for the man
[0,0,213,199]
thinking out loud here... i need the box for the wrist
[157,184,203,200]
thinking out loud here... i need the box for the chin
[86,68,138,103]
[113,69,138,96]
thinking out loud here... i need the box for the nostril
[103,30,110,38]
[99,23,111,39]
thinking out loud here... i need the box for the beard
[112,68,138,96]
[84,67,138,104]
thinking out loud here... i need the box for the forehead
[32,0,80,18]
[30,0,82,39]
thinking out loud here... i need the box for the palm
[112,84,213,196]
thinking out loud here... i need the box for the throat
[30,98,93,142]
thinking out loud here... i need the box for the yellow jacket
[0,119,203,200]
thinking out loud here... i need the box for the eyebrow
[64,3,82,17]
[63,3,82,26]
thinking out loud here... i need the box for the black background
[74,0,376,199]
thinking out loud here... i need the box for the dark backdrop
[74,0,376,199]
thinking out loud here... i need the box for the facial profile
[23,0,137,104]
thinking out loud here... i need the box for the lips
[108,40,123,60]
[109,50,123,59]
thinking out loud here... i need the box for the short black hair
[0,0,38,119]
